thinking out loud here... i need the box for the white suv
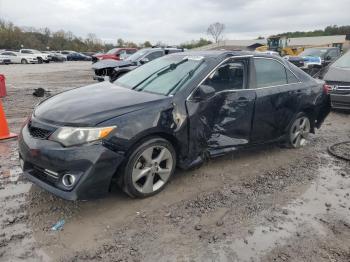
[0,51,38,64]
[19,49,50,63]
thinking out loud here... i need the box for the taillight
[323,84,331,95]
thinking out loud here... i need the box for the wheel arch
[300,107,316,133]
[109,131,180,190]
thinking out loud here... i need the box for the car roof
[175,50,279,59]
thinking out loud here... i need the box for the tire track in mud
[63,139,350,261]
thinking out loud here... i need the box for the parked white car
[19,49,50,63]
[0,57,11,64]
[0,51,38,64]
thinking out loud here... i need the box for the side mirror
[325,55,332,61]
[140,57,150,64]
[191,84,215,101]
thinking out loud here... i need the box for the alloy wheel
[132,145,174,194]
[290,116,310,148]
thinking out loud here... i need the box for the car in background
[43,51,66,62]
[55,50,76,59]
[321,51,350,110]
[0,51,38,64]
[92,47,184,81]
[92,48,137,63]
[19,49,50,63]
[0,53,11,64]
[67,52,92,61]
[286,47,340,76]
[18,51,330,200]
[0,57,11,64]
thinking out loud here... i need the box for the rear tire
[287,113,311,148]
[21,59,28,64]
[121,137,176,198]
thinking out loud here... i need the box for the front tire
[287,113,311,148]
[121,137,176,198]
[21,59,28,64]
[37,57,43,64]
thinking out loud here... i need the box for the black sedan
[18,51,330,200]
[67,52,92,61]
[92,47,184,82]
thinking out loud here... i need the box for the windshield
[114,55,206,95]
[126,49,149,61]
[300,48,327,58]
[331,51,350,68]
[106,48,119,54]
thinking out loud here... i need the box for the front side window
[145,51,164,61]
[254,58,287,88]
[115,55,206,96]
[326,49,339,59]
[126,49,136,54]
[203,60,245,92]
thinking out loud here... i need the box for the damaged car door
[186,57,256,157]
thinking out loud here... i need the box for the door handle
[237,97,250,104]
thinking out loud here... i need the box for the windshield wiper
[134,59,189,91]
[166,60,205,96]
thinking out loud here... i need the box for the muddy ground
[0,62,349,262]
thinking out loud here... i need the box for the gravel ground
[0,62,349,262]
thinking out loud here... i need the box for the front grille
[28,122,52,139]
[326,81,350,95]
[326,81,350,86]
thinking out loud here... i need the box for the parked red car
[92,48,137,63]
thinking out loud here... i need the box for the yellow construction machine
[256,36,304,56]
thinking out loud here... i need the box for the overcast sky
[0,0,349,45]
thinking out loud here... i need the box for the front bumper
[330,94,350,110]
[18,125,125,200]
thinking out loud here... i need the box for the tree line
[2,18,348,52]
[277,25,350,38]
[0,19,213,52]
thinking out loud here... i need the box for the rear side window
[254,58,287,88]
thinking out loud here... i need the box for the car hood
[323,66,350,82]
[34,82,168,126]
[92,59,133,70]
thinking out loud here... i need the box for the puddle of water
[215,164,350,261]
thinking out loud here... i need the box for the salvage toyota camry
[18,51,330,200]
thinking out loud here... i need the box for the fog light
[62,174,76,187]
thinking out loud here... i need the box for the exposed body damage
[18,51,330,200]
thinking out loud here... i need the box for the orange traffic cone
[0,99,17,140]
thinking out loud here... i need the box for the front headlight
[49,126,116,147]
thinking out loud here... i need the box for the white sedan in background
[0,51,38,64]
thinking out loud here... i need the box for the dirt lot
[0,62,349,262]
